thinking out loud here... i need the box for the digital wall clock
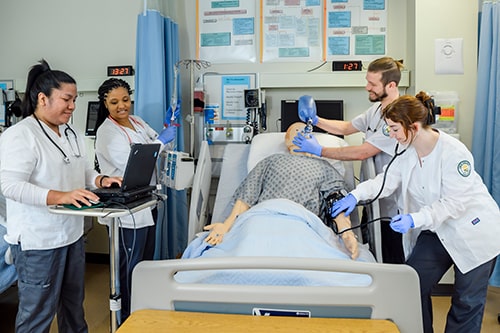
[107,65,134,76]
[331,60,363,72]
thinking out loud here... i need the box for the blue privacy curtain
[135,9,188,259]
[472,1,500,286]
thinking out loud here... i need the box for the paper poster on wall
[261,0,323,62]
[325,0,387,61]
[197,0,257,63]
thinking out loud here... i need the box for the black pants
[112,208,157,324]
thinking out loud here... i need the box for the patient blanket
[177,199,375,286]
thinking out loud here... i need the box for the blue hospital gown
[232,154,346,221]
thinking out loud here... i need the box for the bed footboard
[131,257,422,333]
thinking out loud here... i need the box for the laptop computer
[93,143,160,204]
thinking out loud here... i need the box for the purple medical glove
[390,214,415,234]
[165,102,181,126]
[298,95,318,126]
[292,132,322,156]
[158,125,177,144]
[330,193,357,218]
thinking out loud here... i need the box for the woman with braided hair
[94,78,180,322]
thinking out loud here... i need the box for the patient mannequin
[204,122,359,259]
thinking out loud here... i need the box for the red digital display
[107,65,134,76]
[332,60,363,72]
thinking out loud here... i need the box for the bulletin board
[202,73,258,122]
[197,0,387,63]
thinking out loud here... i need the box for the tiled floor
[1,263,499,332]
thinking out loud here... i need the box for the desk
[49,199,157,333]
[117,310,400,333]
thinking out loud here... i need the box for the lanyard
[107,115,147,145]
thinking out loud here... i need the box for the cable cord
[333,216,392,235]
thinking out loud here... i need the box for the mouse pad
[63,202,105,210]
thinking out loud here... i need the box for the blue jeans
[407,231,493,333]
[11,237,88,333]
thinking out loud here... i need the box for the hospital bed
[129,132,422,332]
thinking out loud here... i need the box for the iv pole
[175,59,210,157]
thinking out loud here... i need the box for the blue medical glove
[331,193,357,218]
[165,102,181,126]
[390,214,415,234]
[298,95,318,126]
[292,132,322,156]
[158,125,177,144]
[204,108,215,124]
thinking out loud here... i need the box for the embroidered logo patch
[457,160,471,177]
[382,124,390,137]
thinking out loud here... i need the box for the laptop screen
[121,143,160,192]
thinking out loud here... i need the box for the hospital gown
[232,154,346,222]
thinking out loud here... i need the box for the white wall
[0,0,139,135]
[0,0,479,150]
[412,0,478,148]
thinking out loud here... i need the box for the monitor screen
[280,99,344,135]
[85,101,134,136]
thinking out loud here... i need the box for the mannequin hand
[390,214,415,233]
[292,132,322,156]
[331,193,357,218]
[298,95,318,126]
[158,125,177,144]
[165,102,181,126]
[204,223,230,245]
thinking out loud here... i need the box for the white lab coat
[351,131,500,273]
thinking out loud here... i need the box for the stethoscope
[358,142,407,206]
[333,143,407,235]
[367,104,383,133]
[107,115,155,145]
[33,113,81,164]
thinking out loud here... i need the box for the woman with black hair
[94,78,179,323]
[0,59,120,332]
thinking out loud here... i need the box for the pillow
[247,132,288,172]
[247,132,347,178]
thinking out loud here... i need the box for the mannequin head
[285,122,311,156]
